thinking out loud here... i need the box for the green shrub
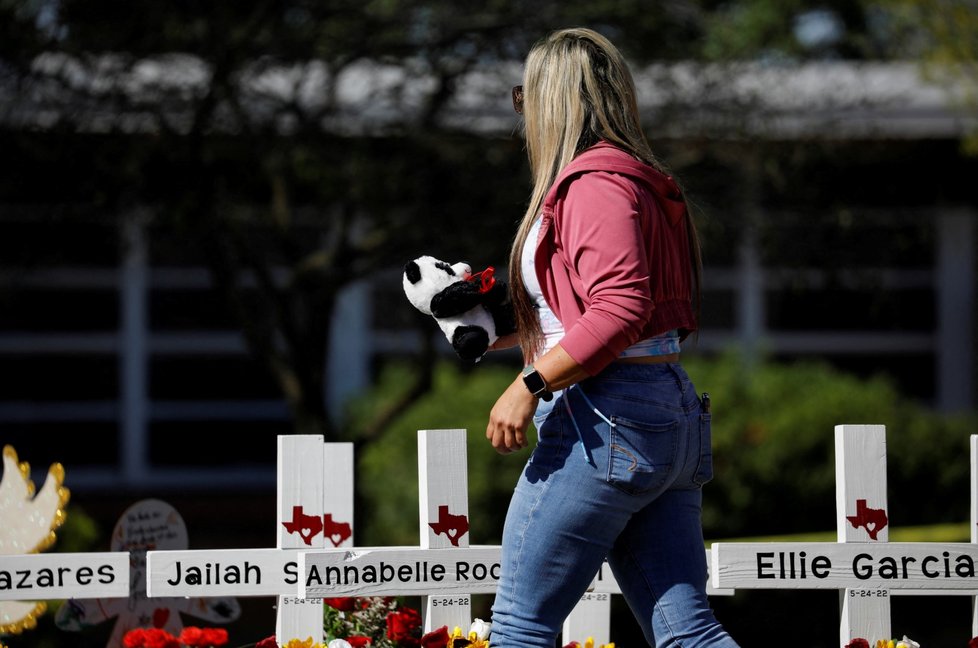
[683,353,974,537]
[349,362,523,546]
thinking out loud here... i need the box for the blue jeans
[490,363,738,648]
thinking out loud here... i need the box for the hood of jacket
[542,141,687,226]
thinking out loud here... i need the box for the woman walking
[485,28,738,648]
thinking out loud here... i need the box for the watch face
[522,367,546,394]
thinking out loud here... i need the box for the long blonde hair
[509,28,701,360]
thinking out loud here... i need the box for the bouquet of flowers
[316,596,618,648]
[414,623,491,648]
[318,597,492,648]
[321,596,419,647]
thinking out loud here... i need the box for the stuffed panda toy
[403,255,516,362]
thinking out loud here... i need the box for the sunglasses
[512,85,524,114]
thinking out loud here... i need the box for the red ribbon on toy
[467,266,496,294]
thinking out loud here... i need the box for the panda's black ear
[404,261,421,284]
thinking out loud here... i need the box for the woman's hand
[486,376,537,454]
[485,345,588,455]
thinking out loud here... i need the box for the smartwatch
[521,365,553,402]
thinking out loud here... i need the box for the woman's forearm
[529,344,590,392]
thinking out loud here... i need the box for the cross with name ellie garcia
[711,425,978,646]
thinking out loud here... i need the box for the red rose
[180,627,205,646]
[122,628,181,648]
[201,628,228,646]
[255,636,278,648]
[347,637,372,647]
[325,597,357,611]
[387,607,422,646]
[177,626,227,647]
[136,628,180,648]
[419,626,450,648]
[969,638,978,648]
[846,640,870,648]
[124,629,147,648]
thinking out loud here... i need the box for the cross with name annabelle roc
[710,425,978,646]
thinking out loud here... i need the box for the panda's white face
[451,261,473,279]
[402,256,472,315]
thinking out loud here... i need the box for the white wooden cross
[711,425,978,647]
[417,429,475,633]
[146,435,354,643]
[275,436,355,640]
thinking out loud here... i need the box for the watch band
[522,365,553,402]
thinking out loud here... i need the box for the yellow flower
[568,637,614,648]
[284,638,325,648]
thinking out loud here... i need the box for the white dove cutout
[0,445,70,635]
[56,499,241,647]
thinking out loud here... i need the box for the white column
[277,435,326,642]
[418,429,472,632]
[836,424,890,645]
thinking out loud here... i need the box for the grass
[707,522,972,545]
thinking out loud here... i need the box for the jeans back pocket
[606,416,679,495]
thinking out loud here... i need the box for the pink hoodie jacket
[533,142,697,375]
